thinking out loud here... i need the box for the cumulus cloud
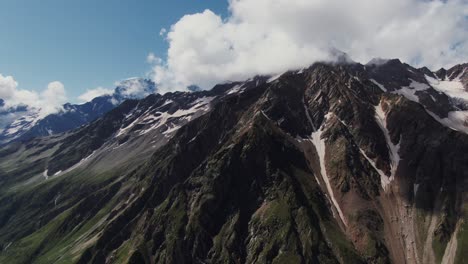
[149,0,468,91]
[78,87,113,102]
[0,74,67,117]
[159,28,167,36]
[40,81,67,115]
[147,52,162,64]
[0,74,18,100]
[114,78,154,99]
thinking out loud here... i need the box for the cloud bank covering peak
[0,74,67,117]
[149,0,468,91]
[78,87,114,103]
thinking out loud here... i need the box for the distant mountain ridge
[0,78,156,144]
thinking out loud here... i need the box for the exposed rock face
[0,61,466,264]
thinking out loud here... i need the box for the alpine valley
[0,58,467,264]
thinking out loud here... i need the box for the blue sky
[0,0,227,102]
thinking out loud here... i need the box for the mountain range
[0,58,466,264]
[0,78,156,145]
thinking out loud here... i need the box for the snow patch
[374,101,401,190]
[138,96,215,135]
[190,96,216,107]
[116,97,215,137]
[370,79,387,92]
[359,148,391,189]
[115,116,141,137]
[54,151,96,176]
[260,110,271,120]
[427,110,468,134]
[112,141,128,150]
[3,242,12,251]
[54,194,61,206]
[426,70,468,101]
[227,84,244,95]
[161,99,173,106]
[310,113,347,228]
[303,98,316,130]
[414,183,420,196]
[142,114,160,122]
[386,74,468,135]
[267,72,284,83]
[162,124,181,135]
[393,79,430,103]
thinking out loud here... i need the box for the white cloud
[40,81,67,116]
[0,74,18,100]
[146,52,162,64]
[0,74,67,117]
[159,28,167,36]
[78,87,113,102]
[149,0,468,91]
[114,78,153,99]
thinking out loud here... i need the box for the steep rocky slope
[0,60,466,264]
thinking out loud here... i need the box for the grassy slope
[0,155,146,264]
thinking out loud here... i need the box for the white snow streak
[115,117,141,137]
[359,148,391,189]
[3,242,12,251]
[374,101,401,190]
[54,151,96,176]
[227,84,244,95]
[370,79,387,92]
[162,124,181,135]
[267,72,284,83]
[309,113,347,228]
[414,183,420,196]
[161,99,174,107]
